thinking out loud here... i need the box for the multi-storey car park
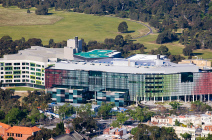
[45,55,212,106]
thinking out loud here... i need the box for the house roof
[53,131,88,140]
[6,126,41,135]
[0,122,11,129]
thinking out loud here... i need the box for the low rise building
[0,122,41,140]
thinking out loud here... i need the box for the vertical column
[162,96,164,103]
[196,95,197,101]
[208,93,210,103]
[200,95,202,102]
[170,96,171,102]
[154,96,155,103]
[185,95,186,103]
[193,94,194,102]
[178,96,179,102]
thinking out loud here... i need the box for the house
[49,130,89,140]
[0,122,41,140]
[0,123,11,139]
[5,126,41,140]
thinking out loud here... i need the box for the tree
[98,103,114,119]
[0,110,5,120]
[156,30,178,44]
[180,132,191,140]
[1,35,12,42]
[116,112,129,126]
[7,137,14,140]
[0,136,3,140]
[169,101,181,109]
[5,108,26,124]
[114,35,125,47]
[175,119,181,126]
[27,8,30,13]
[57,103,74,119]
[53,122,65,136]
[111,120,120,127]
[183,46,193,56]
[35,5,48,15]
[118,21,128,33]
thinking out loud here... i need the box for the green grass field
[0,5,149,45]
[0,5,212,60]
[8,86,44,91]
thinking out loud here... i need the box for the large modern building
[45,55,212,106]
[0,37,83,88]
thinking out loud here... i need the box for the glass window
[1,67,3,70]
[14,80,20,82]
[5,67,13,71]
[36,64,41,67]
[26,63,29,65]
[22,79,25,82]
[22,71,25,74]
[5,75,13,79]
[14,75,20,78]
[22,75,25,78]
[14,67,20,70]
[30,63,35,67]
[13,71,21,74]
[26,67,29,70]
[31,68,35,71]
[31,72,35,75]
[14,63,20,65]
[22,62,25,65]
[5,63,12,66]
[36,69,41,72]
[22,67,25,69]
[5,71,12,74]
[0,63,4,66]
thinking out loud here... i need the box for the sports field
[0,5,149,45]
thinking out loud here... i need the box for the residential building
[0,123,11,139]
[0,122,40,140]
[49,129,89,140]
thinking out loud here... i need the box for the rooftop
[50,57,199,74]
[0,122,11,129]
[0,46,64,62]
[74,49,119,58]
[128,54,167,60]
[6,126,41,135]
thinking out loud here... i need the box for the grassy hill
[0,5,148,45]
[0,5,212,60]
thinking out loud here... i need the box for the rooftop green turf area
[75,49,114,58]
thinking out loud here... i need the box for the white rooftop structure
[0,46,64,62]
[128,54,167,61]
[52,57,199,74]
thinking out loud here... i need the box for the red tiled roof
[6,126,41,135]
[0,122,11,129]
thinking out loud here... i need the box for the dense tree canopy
[118,21,128,33]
